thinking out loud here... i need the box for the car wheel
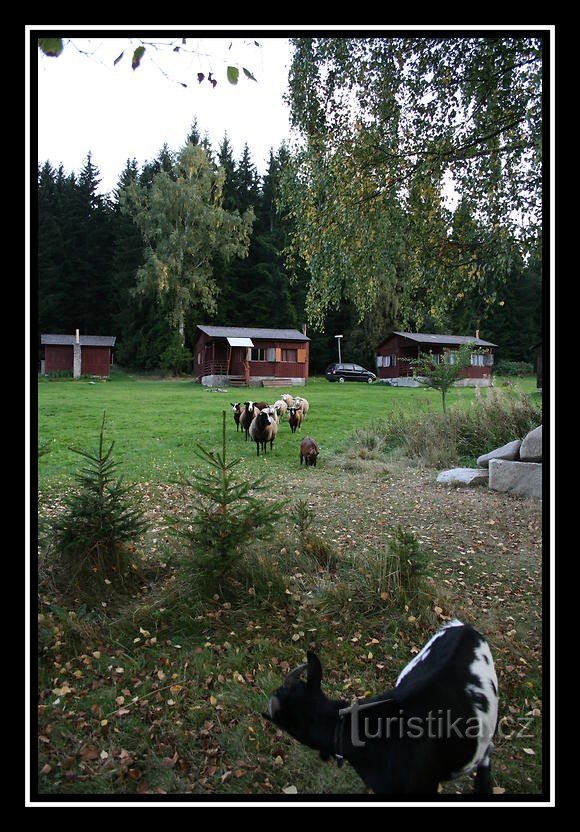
[367,377,374,384]
[339,377,345,383]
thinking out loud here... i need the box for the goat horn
[284,662,308,686]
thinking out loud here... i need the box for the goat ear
[306,650,322,692]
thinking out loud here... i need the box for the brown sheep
[300,437,319,467]
[288,406,303,434]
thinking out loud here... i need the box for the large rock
[520,425,542,462]
[437,468,489,486]
[477,439,522,468]
[488,459,542,499]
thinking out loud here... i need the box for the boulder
[436,468,489,486]
[488,459,542,499]
[477,439,522,468]
[520,425,542,462]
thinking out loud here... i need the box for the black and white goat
[263,621,498,795]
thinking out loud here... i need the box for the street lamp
[335,334,343,363]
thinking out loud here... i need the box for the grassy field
[34,371,544,801]
[37,370,540,484]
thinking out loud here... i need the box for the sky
[35,31,296,195]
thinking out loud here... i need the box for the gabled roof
[41,334,116,347]
[196,325,310,342]
[379,331,496,348]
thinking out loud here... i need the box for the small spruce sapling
[172,411,285,584]
[51,412,147,597]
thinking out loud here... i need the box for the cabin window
[470,352,494,366]
[251,348,267,361]
[266,347,276,362]
[281,348,297,362]
[376,355,384,368]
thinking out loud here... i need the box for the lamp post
[335,334,343,363]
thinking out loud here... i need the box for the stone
[488,459,542,499]
[477,439,522,468]
[520,425,542,462]
[436,468,489,486]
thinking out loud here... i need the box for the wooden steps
[261,378,294,388]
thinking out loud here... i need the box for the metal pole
[335,335,343,363]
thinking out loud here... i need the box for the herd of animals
[230,393,319,466]
[227,394,501,795]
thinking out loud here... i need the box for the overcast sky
[36,32,295,195]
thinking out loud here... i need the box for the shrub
[50,412,147,600]
[170,412,286,594]
[160,333,193,375]
[349,388,541,467]
[494,360,535,377]
[289,498,339,572]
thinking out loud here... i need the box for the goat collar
[334,697,394,766]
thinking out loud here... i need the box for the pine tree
[51,413,147,598]
[171,412,285,588]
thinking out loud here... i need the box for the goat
[294,396,309,418]
[288,406,303,434]
[230,402,242,432]
[263,621,498,795]
[300,436,319,467]
[240,401,259,441]
[249,408,278,456]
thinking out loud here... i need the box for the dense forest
[37,120,542,375]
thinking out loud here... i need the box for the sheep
[249,408,278,456]
[272,399,288,418]
[230,402,243,432]
[263,620,499,795]
[253,401,270,412]
[262,405,280,424]
[280,393,294,409]
[294,396,309,418]
[239,401,260,440]
[300,436,319,466]
[288,406,303,434]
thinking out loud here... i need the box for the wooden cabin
[193,325,310,388]
[41,332,116,378]
[375,331,496,387]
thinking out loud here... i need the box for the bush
[494,360,535,377]
[348,388,541,468]
[160,334,193,375]
[289,498,340,572]
[50,413,147,600]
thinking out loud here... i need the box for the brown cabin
[375,331,496,387]
[194,325,310,387]
[41,332,116,378]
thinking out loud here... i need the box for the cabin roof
[379,331,497,348]
[196,325,310,342]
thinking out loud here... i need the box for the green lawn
[37,370,539,485]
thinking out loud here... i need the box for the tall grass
[349,388,541,468]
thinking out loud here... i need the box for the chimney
[73,329,81,378]
[302,323,307,336]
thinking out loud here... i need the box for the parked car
[325,362,377,383]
